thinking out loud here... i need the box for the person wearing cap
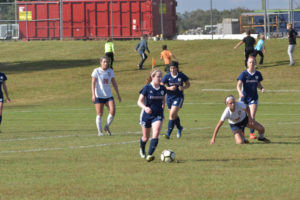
[161,61,190,139]
[210,95,270,144]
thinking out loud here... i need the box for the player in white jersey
[91,56,122,136]
[210,95,270,144]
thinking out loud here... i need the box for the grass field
[0,39,299,200]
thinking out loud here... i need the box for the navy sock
[140,138,147,154]
[0,115,2,125]
[148,138,158,155]
[174,117,182,129]
[250,128,255,134]
[167,120,175,136]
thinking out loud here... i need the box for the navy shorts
[241,96,258,105]
[140,112,164,128]
[229,116,248,132]
[93,96,114,104]
[166,96,184,109]
[0,94,3,103]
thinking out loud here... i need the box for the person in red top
[160,45,176,72]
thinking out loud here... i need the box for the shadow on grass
[0,59,98,74]
[259,60,290,68]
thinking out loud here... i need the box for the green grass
[0,39,299,200]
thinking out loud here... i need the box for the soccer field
[0,40,299,200]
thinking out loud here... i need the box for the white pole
[210,0,213,40]
[111,0,113,39]
[263,0,267,38]
[160,0,164,39]
[60,0,63,40]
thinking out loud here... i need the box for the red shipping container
[17,0,177,40]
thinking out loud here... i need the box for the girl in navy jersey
[161,61,190,139]
[210,95,270,144]
[237,56,264,140]
[138,68,166,162]
[0,72,11,127]
[91,56,122,136]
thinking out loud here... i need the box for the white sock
[106,114,114,127]
[259,133,265,139]
[96,115,103,133]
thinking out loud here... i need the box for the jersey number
[103,79,109,84]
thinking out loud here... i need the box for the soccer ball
[160,149,175,163]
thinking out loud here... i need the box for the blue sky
[176,0,299,13]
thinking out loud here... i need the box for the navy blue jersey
[161,72,189,97]
[139,84,166,116]
[237,70,263,100]
[0,72,7,97]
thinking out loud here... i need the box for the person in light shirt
[91,56,122,136]
[210,95,270,144]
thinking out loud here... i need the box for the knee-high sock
[148,138,158,155]
[167,120,175,136]
[106,114,114,127]
[0,115,2,125]
[174,117,182,129]
[140,137,147,154]
[96,115,103,133]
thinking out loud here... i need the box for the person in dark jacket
[287,23,298,66]
[136,34,150,70]
[234,30,256,68]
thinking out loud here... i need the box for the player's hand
[178,86,184,91]
[169,86,177,91]
[6,98,11,103]
[210,138,215,144]
[144,107,152,114]
[239,92,244,98]
[92,96,96,103]
[261,88,265,93]
[248,118,255,126]
[118,95,122,102]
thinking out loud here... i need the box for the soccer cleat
[249,133,257,139]
[146,155,155,162]
[98,132,104,136]
[139,148,146,159]
[104,125,112,136]
[177,126,183,139]
[164,134,170,139]
[258,137,271,143]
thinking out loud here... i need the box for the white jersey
[220,102,247,124]
[91,67,115,98]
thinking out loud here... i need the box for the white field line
[1,121,300,154]
[0,127,213,143]
[202,89,300,93]
[0,140,139,154]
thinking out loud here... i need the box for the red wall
[17,0,177,40]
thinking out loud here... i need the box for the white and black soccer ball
[160,149,175,163]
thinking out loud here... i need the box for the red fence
[17,0,177,40]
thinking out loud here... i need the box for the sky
[176,0,300,13]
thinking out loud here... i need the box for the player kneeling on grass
[138,68,166,162]
[210,95,270,144]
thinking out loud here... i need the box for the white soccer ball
[160,149,175,163]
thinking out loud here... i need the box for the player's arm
[234,41,243,49]
[137,94,151,114]
[2,81,10,103]
[162,95,166,110]
[236,80,244,98]
[257,82,265,93]
[263,44,266,53]
[111,77,122,102]
[210,120,224,144]
[91,77,97,102]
